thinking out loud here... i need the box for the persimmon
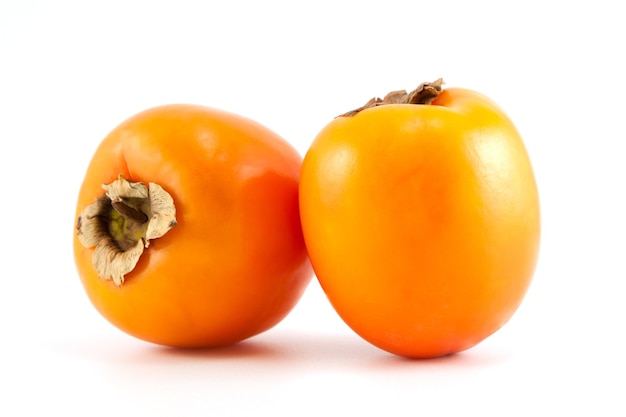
[299,79,541,358]
[74,104,312,348]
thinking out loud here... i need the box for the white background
[2,1,625,415]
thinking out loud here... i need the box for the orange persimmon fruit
[299,79,540,358]
[74,104,312,348]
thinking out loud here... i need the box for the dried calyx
[76,175,177,286]
[338,78,444,117]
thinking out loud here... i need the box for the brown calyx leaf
[76,175,177,286]
[338,78,445,117]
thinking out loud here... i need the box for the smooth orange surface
[299,88,540,358]
[74,104,312,347]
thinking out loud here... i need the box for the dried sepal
[145,183,178,242]
[93,238,145,286]
[103,176,149,201]
[406,78,445,105]
[338,78,445,117]
[76,176,177,286]
[76,196,110,248]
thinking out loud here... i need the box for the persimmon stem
[338,78,445,117]
[111,199,148,223]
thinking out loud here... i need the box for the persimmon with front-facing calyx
[299,79,541,358]
[74,104,312,348]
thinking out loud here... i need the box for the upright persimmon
[299,79,540,358]
[74,104,312,348]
